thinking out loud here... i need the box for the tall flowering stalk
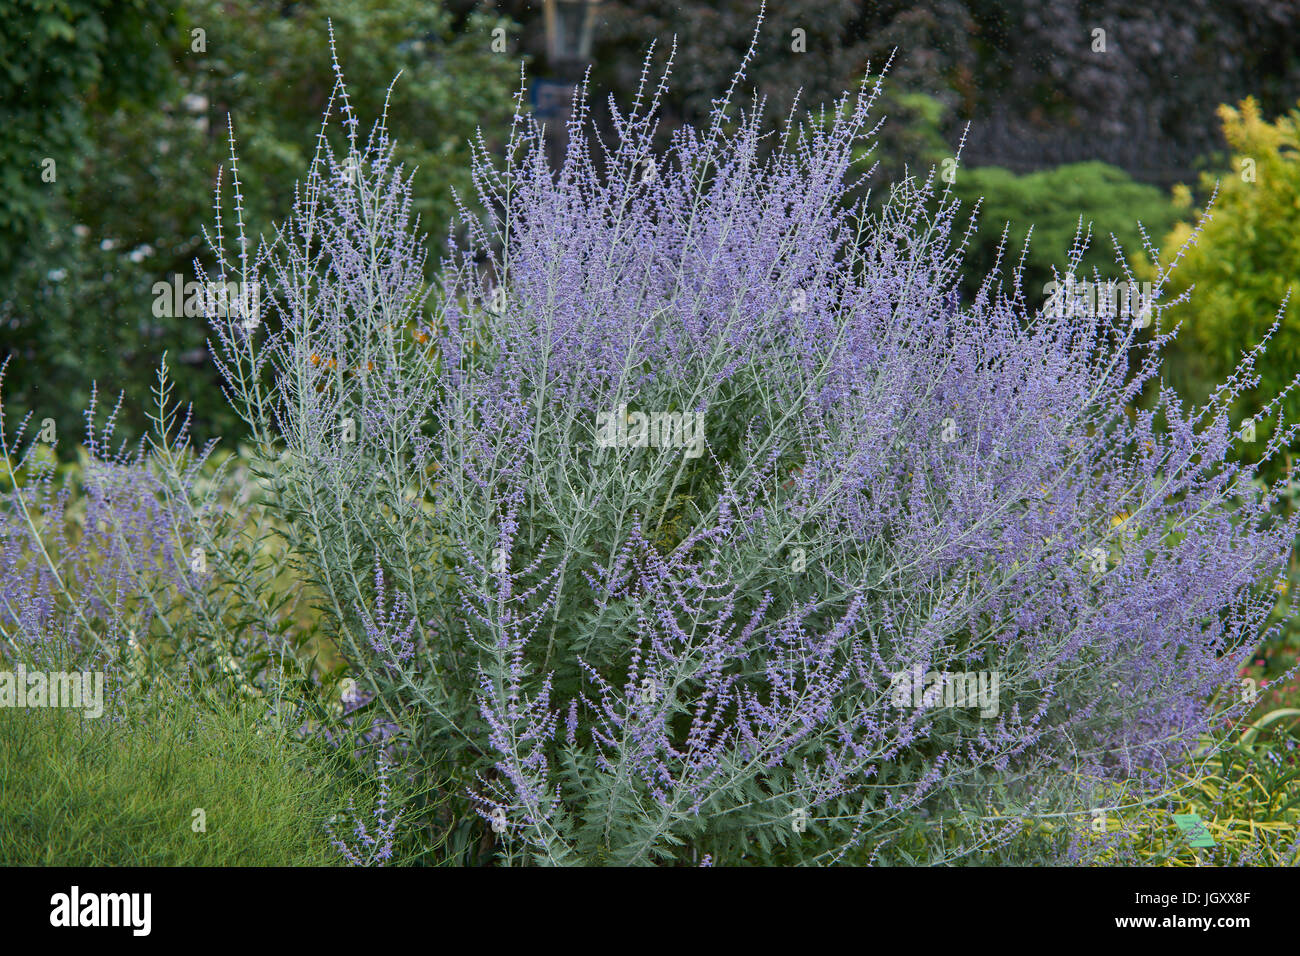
[326,752,403,866]
[202,22,1299,865]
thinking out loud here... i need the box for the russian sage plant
[0,353,322,724]
[193,31,1299,865]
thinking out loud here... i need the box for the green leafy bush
[951,161,1179,299]
[0,0,172,274]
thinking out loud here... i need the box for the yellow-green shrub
[1150,98,1300,455]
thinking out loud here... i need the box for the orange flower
[309,353,321,367]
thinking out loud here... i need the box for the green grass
[0,681,367,865]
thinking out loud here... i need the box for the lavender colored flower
[326,752,403,866]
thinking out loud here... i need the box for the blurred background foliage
[1,0,519,449]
